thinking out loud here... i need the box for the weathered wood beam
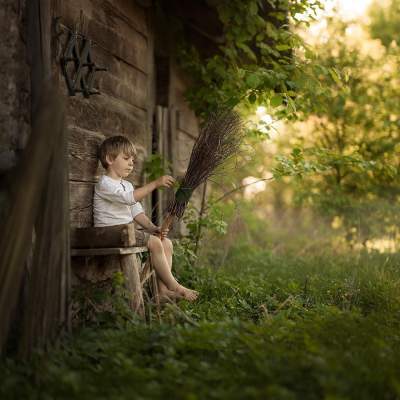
[71,223,139,249]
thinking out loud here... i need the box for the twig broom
[140,109,245,306]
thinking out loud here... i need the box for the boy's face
[106,152,134,178]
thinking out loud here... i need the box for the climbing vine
[170,0,324,116]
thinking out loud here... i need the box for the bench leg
[120,254,145,318]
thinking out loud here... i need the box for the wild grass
[1,248,400,400]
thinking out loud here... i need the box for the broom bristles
[167,108,245,219]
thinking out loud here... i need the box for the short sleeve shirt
[93,175,144,227]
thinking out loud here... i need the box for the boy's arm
[134,213,159,234]
[134,213,170,238]
[133,175,175,202]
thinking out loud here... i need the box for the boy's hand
[160,227,169,239]
[156,175,175,188]
[149,225,161,234]
[151,226,169,239]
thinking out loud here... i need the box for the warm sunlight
[242,176,267,199]
[334,0,373,20]
[304,0,374,40]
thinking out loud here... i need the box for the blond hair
[98,135,137,169]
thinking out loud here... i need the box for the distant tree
[272,19,400,243]
[369,0,400,48]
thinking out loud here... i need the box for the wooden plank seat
[70,223,148,317]
[71,246,148,256]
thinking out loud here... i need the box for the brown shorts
[135,229,150,247]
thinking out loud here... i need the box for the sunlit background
[324,0,373,19]
[241,0,399,253]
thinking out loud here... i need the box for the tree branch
[205,177,274,211]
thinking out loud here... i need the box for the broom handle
[159,213,175,238]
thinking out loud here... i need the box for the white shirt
[93,175,144,227]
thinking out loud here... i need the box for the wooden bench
[70,223,148,318]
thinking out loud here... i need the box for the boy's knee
[162,237,173,252]
[148,235,163,251]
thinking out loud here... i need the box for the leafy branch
[171,0,324,116]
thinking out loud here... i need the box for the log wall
[0,0,30,173]
[57,0,154,228]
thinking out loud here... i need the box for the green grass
[2,249,400,400]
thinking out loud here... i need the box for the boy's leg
[162,237,173,269]
[157,238,175,297]
[147,235,198,301]
[147,235,176,290]
[157,238,183,300]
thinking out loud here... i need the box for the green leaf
[245,73,261,88]
[270,94,283,107]
[249,2,258,15]
[292,148,302,157]
[329,68,341,84]
[249,92,257,104]
[304,47,315,59]
[225,97,240,108]
[276,44,291,51]
[237,43,258,61]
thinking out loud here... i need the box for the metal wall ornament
[61,31,107,98]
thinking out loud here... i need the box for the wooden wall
[57,0,154,228]
[0,0,30,173]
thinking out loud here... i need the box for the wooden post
[120,254,145,318]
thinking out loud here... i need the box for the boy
[93,135,198,302]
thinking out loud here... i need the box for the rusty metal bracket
[60,24,107,98]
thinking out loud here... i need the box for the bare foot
[173,284,199,302]
[159,288,184,302]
